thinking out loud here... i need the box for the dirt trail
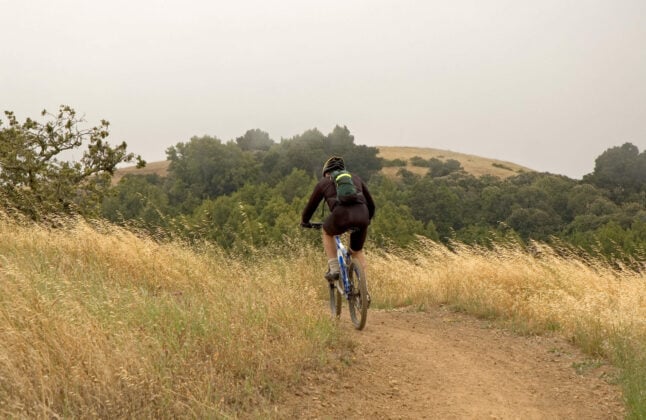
[278,307,625,419]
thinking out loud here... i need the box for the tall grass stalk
[368,238,646,417]
[0,217,338,418]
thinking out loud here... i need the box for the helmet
[322,156,345,176]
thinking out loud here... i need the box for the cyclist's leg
[349,226,368,270]
[322,229,336,260]
[322,215,344,279]
[322,229,340,281]
[349,226,371,315]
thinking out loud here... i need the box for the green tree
[407,178,462,240]
[584,142,646,202]
[531,175,577,222]
[396,168,421,186]
[187,181,306,249]
[283,128,328,178]
[273,168,316,204]
[261,126,381,182]
[569,220,646,264]
[369,201,432,247]
[368,174,434,246]
[101,174,170,229]
[165,136,259,213]
[410,156,430,167]
[480,184,512,225]
[0,106,143,220]
[189,194,239,246]
[427,158,463,177]
[505,207,562,240]
[566,184,607,216]
[342,143,382,182]
[382,158,406,167]
[235,129,274,151]
[257,194,303,243]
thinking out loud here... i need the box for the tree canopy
[584,142,646,202]
[0,106,143,220]
[101,137,645,265]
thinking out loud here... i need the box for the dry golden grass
[378,146,533,179]
[369,239,645,346]
[0,217,339,418]
[112,160,169,185]
[367,238,646,414]
[3,216,644,417]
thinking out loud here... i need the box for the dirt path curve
[278,307,625,419]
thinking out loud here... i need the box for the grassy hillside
[113,146,534,184]
[1,217,644,417]
[112,160,169,184]
[377,146,533,179]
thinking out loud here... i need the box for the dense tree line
[101,126,383,251]
[102,124,645,265]
[1,107,643,265]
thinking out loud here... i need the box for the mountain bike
[303,222,370,330]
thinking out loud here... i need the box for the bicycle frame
[334,235,353,298]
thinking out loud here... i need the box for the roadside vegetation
[0,217,341,418]
[1,217,644,417]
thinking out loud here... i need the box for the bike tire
[328,281,342,318]
[347,261,368,330]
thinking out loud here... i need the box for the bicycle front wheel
[347,261,369,330]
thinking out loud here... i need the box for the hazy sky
[2,1,645,179]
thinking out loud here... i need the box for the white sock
[327,258,340,273]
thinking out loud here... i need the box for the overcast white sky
[1,1,645,179]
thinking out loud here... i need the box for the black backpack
[330,169,359,204]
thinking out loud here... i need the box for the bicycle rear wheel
[347,261,368,330]
[328,281,342,318]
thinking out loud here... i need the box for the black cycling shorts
[322,202,370,251]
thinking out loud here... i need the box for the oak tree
[0,105,144,220]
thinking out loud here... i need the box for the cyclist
[301,156,376,281]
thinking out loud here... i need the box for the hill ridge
[378,145,533,179]
[113,146,534,184]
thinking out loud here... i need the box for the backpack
[330,169,359,204]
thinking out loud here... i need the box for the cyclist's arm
[301,181,325,224]
[361,180,376,220]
